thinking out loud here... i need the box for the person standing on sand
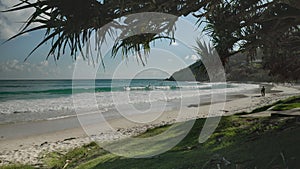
[261,86,266,97]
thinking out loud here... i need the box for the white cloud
[40,61,49,66]
[0,59,66,79]
[184,54,199,61]
[0,0,35,39]
[0,59,24,72]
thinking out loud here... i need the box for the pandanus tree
[196,0,300,81]
[3,0,300,81]
[3,0,210,62]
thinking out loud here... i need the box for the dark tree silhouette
[197,0,300,81]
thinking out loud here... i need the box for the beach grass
[42,115,299,169]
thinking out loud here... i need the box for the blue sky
[0,0,206,79]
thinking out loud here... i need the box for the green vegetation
[43,142,107,169]
[270,96,300,111]
[41,115,299,169]
[272,103,300,111]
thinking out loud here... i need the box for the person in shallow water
[261,86,266,97]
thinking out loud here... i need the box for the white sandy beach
[0,84,299,166]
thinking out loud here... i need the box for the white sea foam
[0,83,259,123]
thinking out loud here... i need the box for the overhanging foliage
[3,0,300,81]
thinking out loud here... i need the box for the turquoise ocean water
[0,79,258,124]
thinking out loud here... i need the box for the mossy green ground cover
[40,115,299,169]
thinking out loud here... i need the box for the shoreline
[0,84,299,166]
